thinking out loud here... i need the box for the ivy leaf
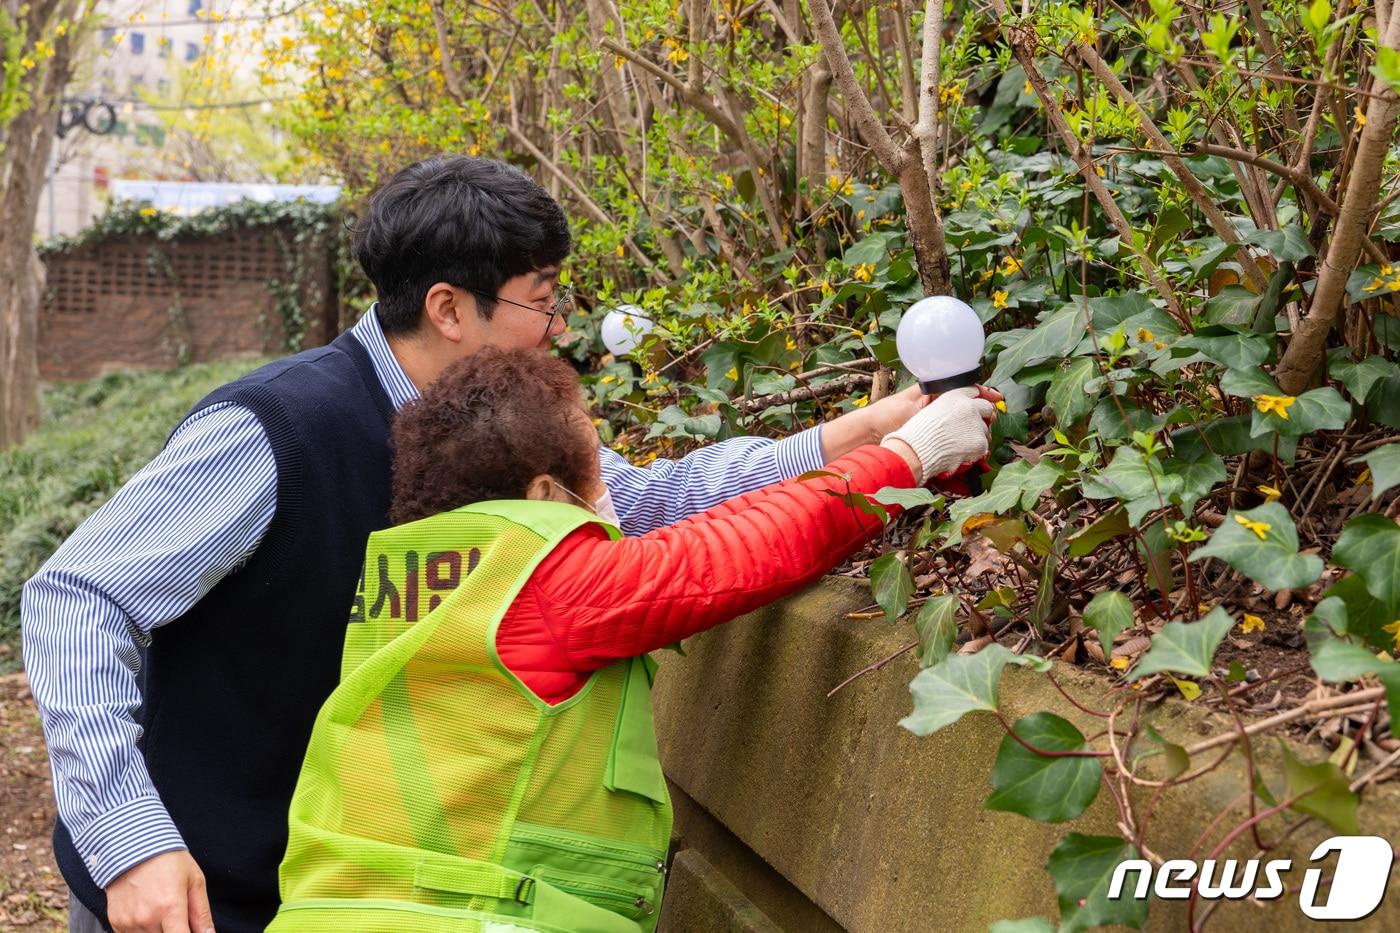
[1219,365,1280,398]
[944,461,1063,544]
[914,594,959,668]
[1166,452,1227,513]
[1081,447,1183,526]
[1331,513,1400,608]
[1250,386,1350,438]
[989,305,1084,386]
[900,644,1051,737]
[1329,352,1398,403]
[869,553,914,623]
[1360,444,1400,501]
[1170,415,1298,465]
[1278,740,1360,835]
[870,486,944,509]
[1045,834,1149,933]
[1084,590,1134,657]
[842,230,899,267]
[1244,224,1316,262]
[1187,503,1323,590]
[1067,507,1130,557]
[1127,607,1235,680]
[1308,635,1400,724]
[986,712,1102,822]
[1308,637,1388,681]
[1141,724,1190,779]
[1367,367,1400,429]
[989,920,1053,933]
[822,488,889,523]
[1324,574,1400,654]
[1176,324,1271,370]
[1046,357,1099,425]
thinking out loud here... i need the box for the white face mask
[592,487,620,527]
[558,481,620,527]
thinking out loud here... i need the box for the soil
[0,673,65,932]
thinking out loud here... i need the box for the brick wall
[38,222,339,381]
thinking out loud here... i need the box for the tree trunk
[1275,12,1400,394]
[0,0,84,449]
[899,154,950,295]
[799,65,833,202]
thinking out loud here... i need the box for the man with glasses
[23,155,949,933]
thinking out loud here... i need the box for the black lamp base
[917,367,982,394]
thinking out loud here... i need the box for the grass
[0,358,271,673]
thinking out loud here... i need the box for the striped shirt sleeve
[599,424,826,536]
[20,401,277,888]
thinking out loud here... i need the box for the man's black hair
[351,155,572,335]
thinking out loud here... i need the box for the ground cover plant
[4,0,1399,924]
[0,359,268,674]
[272,0,1400,922]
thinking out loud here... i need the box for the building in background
[38,0,300,237]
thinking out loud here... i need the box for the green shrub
[0,359,268,673]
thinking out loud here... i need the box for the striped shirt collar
[349,303,421,410]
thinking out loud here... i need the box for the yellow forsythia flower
[992,290,1008,309]
[1240,613,1266,634]
[853,263,875,283]
[616,244,625,258]
[139,206,158,218]
[1137,327,1155,343]
[785,336,797,351]
[1001,255,1024,275]
[1253,394,1296,419]
[1172,677,1202,701]
[1023,80,1034,95]
[852,395,869,408]
[1355,105,1368,128]
[1109,657,1130,670]
[1257,484,1282,502]
[994,400,1007,412]
[1383,620,1400,651]
[1234,513,1271,540]
[725,367,739,381]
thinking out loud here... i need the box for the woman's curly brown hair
[389,347,599,524]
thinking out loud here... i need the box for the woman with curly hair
[269,347,994,933]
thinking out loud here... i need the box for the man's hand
[821,381,1003,462]
[106,850,215,933]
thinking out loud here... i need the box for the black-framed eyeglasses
[470,285,576,337]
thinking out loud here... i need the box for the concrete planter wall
[652,577,1400,932]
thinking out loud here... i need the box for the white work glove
[880,386,995,484]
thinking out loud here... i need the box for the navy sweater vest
[55,330,395,932]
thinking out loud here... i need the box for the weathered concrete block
[658,849,784,933]
[652,577,1400,932]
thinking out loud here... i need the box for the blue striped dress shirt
[21,307,824,888]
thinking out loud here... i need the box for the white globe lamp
[601,305,654,356]
[895,295,986,394]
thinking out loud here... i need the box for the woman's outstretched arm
[496,445,914,702]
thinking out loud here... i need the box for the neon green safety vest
[268,500,672,933]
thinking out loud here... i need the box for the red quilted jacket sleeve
[496,444,915,704]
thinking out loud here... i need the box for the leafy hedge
[0,359,268,674]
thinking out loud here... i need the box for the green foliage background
[0,359,268,674]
